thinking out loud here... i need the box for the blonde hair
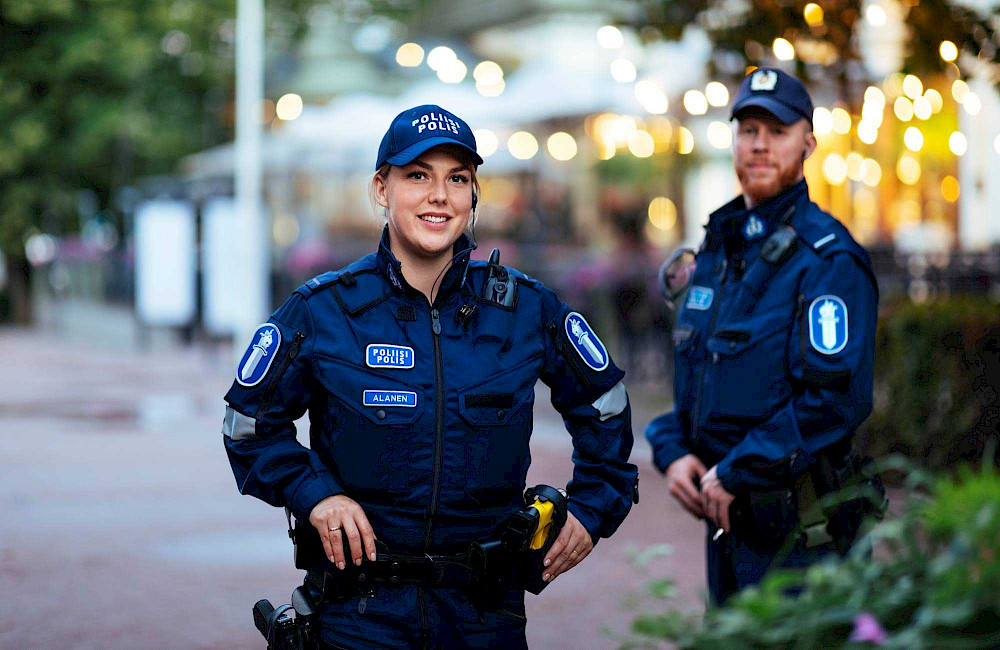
[367,144,481,224]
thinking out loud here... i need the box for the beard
[735,156,804,206]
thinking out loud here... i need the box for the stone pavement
[0,326,706,649]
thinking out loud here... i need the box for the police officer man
[646,68,878,604]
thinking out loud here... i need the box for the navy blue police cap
[376,104,483,171]
[730,67,814,126]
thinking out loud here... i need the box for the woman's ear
[373,172,389,209]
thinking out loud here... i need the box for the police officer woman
[223,104,638,648]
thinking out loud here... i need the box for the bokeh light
[822,153,848,185]
[963,92,982,116]
[949,131,968,156]
[902,75,923,100]
[925,89,944,113]
[683,90,708,115]
[857,122,878,145]
[803,3,824,26]
[866,4,887,26]
[813,107,833,136]
[846,152,864,181]
[275,93,303,121]
[831,107,851,135]
[610,58,637,83]
[860,158,882,187]
[707,121,732,149]
[473,61,503,85]
[773,38,795,61]
[395,43,424,67]
[635,80,668,114]
[903,126,923,152]
[507,131,538,160]
[437,58,467,83]
[893,96,913,121]
[941,175,960,203]
[677,127,694,154]
[896,153,921,185]
[473,129,499,157]
[952,79,970,103]
[426,46,457,71]
[705,82,729,107]
[939,40,958,62]
[912,96,931,120]
[597,25,624,49]
[546,132,577,161]
[648,197,677,230]
[627,129,655,157]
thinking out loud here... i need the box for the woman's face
[374,148,474,261]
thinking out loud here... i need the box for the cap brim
[730,97,806,125]
[385,136,484,168]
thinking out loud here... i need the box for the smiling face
[733,109,816,207]
[373,146,476,263]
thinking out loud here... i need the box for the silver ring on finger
[330,526,340,532]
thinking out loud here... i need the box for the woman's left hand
[541,511,593,582]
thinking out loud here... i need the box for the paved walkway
[0,326,705,649]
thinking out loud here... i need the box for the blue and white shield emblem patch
[363,390,417,407]
[745,215,764,239]
[366,344,414,369]
[564,312,609,371]
[808,295,848,354]
[237,324,282,387]
[686,286,714,311]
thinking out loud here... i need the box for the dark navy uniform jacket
[646,180,878,494]
[223,228,638,555]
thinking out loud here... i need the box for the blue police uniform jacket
[646,179,878,494]
[223,227,638,555]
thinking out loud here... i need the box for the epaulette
[791,206,876,282]
[293,256,378,300]
[327,266,393,317]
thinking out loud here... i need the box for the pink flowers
[849,612,888,645]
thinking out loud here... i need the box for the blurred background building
[3,0,999,380]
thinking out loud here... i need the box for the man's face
[733,111,817,205]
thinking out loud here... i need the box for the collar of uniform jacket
[374,225,474,299]
[706,178,809,236]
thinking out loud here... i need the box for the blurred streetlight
[546,132,577,161]
[939,40,958,62]
[597,25,624,49]
[396,43,424,67]
[275,93,303,121]
[473,129,499,157]
[773,38,795,61]
[508,131,538,159]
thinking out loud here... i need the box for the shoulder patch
[808,295,848,354]
[564,312,609,371]
[237,324,282,387]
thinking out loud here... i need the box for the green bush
[627,459,1000,649]
[858,299,1000,470]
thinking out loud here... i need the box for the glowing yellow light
[546,132,577,161]
[610,58,637,83]
[628,129,655,158]
[773,38,795,61]
[857,121,878,145]
[949,131,968,156]
[925,89,944,113]
[683,90,708,115]
[426,46,457,71]
[804,3,824,26]
[963,92,982,116]
[813,107,833,136]
[864,86,886,106]
[941,175,960,202]
[822,153,848,185]
[597,136,616,160]
[902,75,923,100]
[860,158,882,187]
[395,43,424,67]
[912,96,932,120]
[597,25,624,49]
[846,152,864,181]
[507,131,538,160]
[601,114,637,144]
[831,107,851,135]
[437,59,467,83]
[867,4,887,26]
[939,40,958,62]
[705,82,729,107]
[893,96,914,121]
[648,197,677,230]
[884,73,905,98]
[473,129,499,157]
[275,93,303,121]
[707,121,733,149]
[635,80,668,114]
[473,61,503,85]
[896,153,921,185]
[476,79,505,97]
[677,126,694,154]
[860,103,884,128]
[952,79,970,103]
[648,116,673,152]
[903,126,924,152]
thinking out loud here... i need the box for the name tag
[362,390,417,407]
[366,344,414,369]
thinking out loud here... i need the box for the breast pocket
[313,356,426,495]
[455,355,539,504]
[704,327,790,421]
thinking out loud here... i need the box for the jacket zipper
[422,307,445,552]
[255,331,305,418]
[691,260,727,447]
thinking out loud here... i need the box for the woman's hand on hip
[541,511,593,582]
[309,494,377,570]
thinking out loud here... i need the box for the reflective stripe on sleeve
[591,380,627,422]
[222,406,258,441]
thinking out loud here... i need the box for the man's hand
[309,495,377,570]
[541,511,593,582]
[666,454,707,518]
[700,465,735,533]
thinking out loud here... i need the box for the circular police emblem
[808,295,848,355]
[237,323,282,387]
[745,215,764,239]
[564,312,609,371]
